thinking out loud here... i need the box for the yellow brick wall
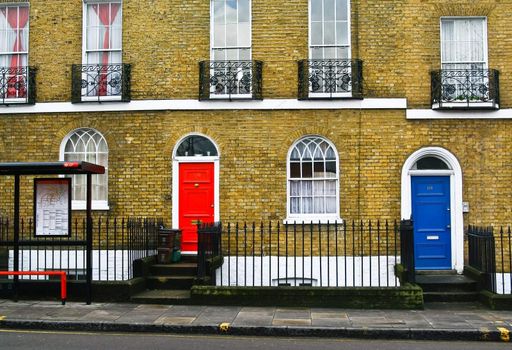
[20,1,509,105]
[1,110,511,228]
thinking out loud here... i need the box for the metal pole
[13,175,20,302]
[86,173,92,304]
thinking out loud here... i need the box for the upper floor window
[78,1,124,101]
[211,0,251,61]
[286,136,340,223]
[441,17,487,70]
[310,0,350,60]
[0,4,29,101]
[61,128,109,210]
[84,1,122,66]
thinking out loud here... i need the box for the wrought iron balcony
[71,63,131,103]
[0,66,36,105]
[298,59,363,100]
[431,69,499,110]
[199,60,263,100]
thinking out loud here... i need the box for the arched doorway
[172,134,220,253]
[401,147,464,273]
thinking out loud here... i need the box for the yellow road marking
[497,327,510,342]
[219,322,230,332]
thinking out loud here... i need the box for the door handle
[446,225,451,229]
[191,220,202,225]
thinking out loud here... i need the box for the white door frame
[400,147,464,273]
[171,134,220,244]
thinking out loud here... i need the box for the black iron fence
[0,66,37,105]
[199,60,263,100]
[467,225,511,294]
[71,63,131,103]
[197,222,222,281]
[202,220,405,288]
[431,69,500,109]
[0,216,160,282]
[298,59,363,100]
[399,219,415,283]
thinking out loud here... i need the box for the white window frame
[440,16,488,70]
[59,128,109,211]
[308,0,352,99]
[81,0,123,102]
[0,3,30,104]
[285,135,342,224]
[209,0,252,99]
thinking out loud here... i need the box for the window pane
[214,0,225,24]
[336,0,348,21]
[313,162,325,177]
[239,0,250,22]
[290,180,300,196]
[311,0,322,22]
[324,21,335,45]
[314,197,325,213]
[226,23,238,46]
[226,0,237,23]
[302,181,312,195]
[325,161,336,178]
[176,135,218,156]
[214,24,226,47]
[239,48,251,60]
[291,198,300,214]
[290,162,300,178]
[325,180,336,195]
[311,22,323,46]
[336,21,348,46]
[313,181,324,195]
[238,22,250,47]
[325,197,336,213]
[311,47,323,59]
[302,162,312,178]
[414,157,449,170]
[324,0,335,21]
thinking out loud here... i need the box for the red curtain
[1,6,29,97]
[92,3,120,96]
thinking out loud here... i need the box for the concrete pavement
[0,299,510,342]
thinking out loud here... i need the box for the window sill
[79,96,123,103]
[72,201,110,211]
[283,217,343,225]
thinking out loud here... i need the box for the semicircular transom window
[288,136,339,217]
[413,156,450,170]
[176,135,218,157]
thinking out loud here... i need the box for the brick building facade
[0,1,511,271]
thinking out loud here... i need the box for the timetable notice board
[34,178,71,237]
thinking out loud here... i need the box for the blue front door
[411,176,451,270]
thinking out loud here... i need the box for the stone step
[415,274,479,292]
[423,291,479,303]
[150,263,197,276]
[131,289,192,305]
[180,255,198,263]
[147,275,195,290]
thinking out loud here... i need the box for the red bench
[0,271,67,305]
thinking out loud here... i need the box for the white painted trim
[0,98,407,114]
[171,133,220,232]
[72,200,109,211]
[401,147,464,274]
[283,218,343,225]
[407,109,512,119]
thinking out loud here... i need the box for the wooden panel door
[179,163,214,252]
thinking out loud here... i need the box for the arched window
[412,156,450,170]
[60,128,109,210]
[175,135,218,157]
[287,136,340,222]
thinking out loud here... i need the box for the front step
[147,275,195,290]
[151,263,197,276]
[131,289,192,305]
[423,291,479,302]
[416,274,480,303]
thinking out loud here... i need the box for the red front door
[179,163,215,252]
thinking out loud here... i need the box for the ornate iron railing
[199,60,263,100]
[71,63,131,103]
[0,66,36,105]
[298,59,363,100]
[431,69,499,109]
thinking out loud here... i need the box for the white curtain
[441,18,485,70]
